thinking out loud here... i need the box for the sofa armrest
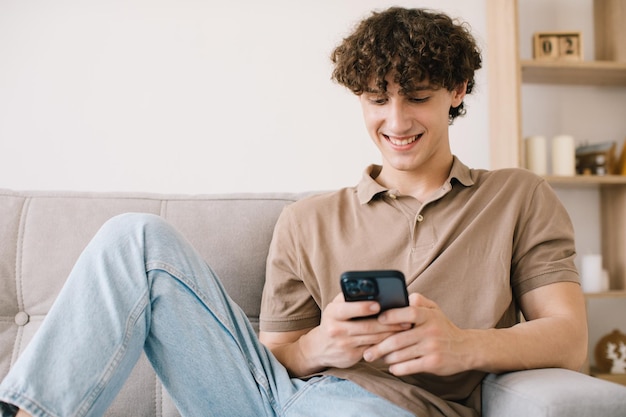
[482,368,626,417]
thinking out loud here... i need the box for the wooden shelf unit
[590,370,626,387]
[521,60,626,85]
[544,175,626,186]
[585,290,626,299]
[487,0,626,291]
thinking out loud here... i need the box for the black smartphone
[340,270,409,316]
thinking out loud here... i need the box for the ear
[451,81,468,107]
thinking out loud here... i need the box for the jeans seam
[279,376,332,415]
[0,389,59,417]
[74,289,149,417]
[247,357,279,416]
[145,261,234,335]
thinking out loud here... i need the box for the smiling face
[359,77,466,186]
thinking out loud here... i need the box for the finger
[386,292,444,327]
[375,333,421,364]
[377,293,437,324]
[366,333,431,376]
[331,292,381,320]
[362,327,415,362]
[409,292,438,309]
[388,357,428,376]
[350,330,401,348]
[376,305,414,326]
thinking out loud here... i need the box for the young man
[0,7,586,417]
[258,7,586,415]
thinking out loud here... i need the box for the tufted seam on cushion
[159,200,168,220]
[10,197,31,367]
[155,379,163,417]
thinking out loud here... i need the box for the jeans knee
[97,212,174,245]
[101,212,159,232]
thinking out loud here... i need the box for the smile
[386,134,422,146]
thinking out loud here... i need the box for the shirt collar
[356,156,475,205]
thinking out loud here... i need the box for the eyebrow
[404,85,436,93]
[362,85,435,95]
[362,87,385,94]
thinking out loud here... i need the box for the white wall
[0,0,489,193]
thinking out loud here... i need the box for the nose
[386,99,412,134]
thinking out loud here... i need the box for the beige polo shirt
[260,157,579,416]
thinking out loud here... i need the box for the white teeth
[388,135,419,146]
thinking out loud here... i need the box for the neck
[377,156,453,202]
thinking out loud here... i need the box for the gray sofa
[1,188,625,417]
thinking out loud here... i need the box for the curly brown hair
[331,7,482,121]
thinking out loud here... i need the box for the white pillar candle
[581,254,604,293]
[551,134,576,176]
[601,269,610,292]
[524,135,547,175]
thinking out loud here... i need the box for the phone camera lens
[345,280,361,297]
[358,279,375,295]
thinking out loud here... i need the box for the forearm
[468,310,587,374]
[260,328,328,377]
[466,282,588,374]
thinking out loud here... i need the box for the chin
[385,157,421,171]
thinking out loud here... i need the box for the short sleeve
[259,205,321,332]
[511,179,579,298]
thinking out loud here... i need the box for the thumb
[409,292,438,309]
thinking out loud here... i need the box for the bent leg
[0,213,297,417]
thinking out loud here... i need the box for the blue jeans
[0,214,414,417]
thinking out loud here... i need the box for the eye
[408,96,429,103]
[368,96,388,105]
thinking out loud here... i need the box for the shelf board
[521,60,626,86]
[585,290,626,299]
[544,175,626,186]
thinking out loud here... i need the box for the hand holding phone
[340,270,409,317]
